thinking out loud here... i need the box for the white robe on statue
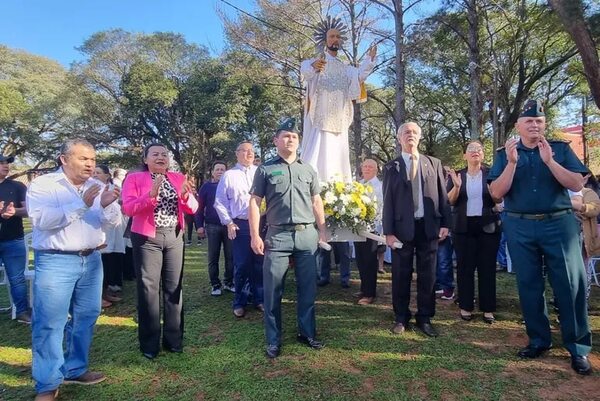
[300,53,374,183]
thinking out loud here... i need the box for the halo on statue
[313,15,348,51]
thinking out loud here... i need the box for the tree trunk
[466,0,483,140]
[393,0,406,129]
[549,0,600,110]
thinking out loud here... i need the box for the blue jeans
[497,231,508,267]
[32,251,103,393]
[232,220,264,309]
[0,238,28,314]
[318,242,351,284]
[435,236,454,291]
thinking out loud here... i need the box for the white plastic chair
[0,261,15,314]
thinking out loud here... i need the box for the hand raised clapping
[149,174,164,198]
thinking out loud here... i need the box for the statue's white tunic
[300,53,373,183]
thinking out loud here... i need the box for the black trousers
[101,252,124,287]
[453,217,500,312]
[205,223,233,287]
[391,219,438,324]
[354,239,378,298]
[131,227,185,354]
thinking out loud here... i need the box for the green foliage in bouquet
[320,180,378,234]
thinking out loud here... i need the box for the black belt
[505,209,571,220]
[271,223,314,231]
[37,247,103,257]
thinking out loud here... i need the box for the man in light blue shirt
[214,141,264,318]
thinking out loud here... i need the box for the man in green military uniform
[489,99,592,375]
[249,118,328,359]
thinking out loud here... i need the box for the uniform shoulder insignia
[548,138,570,144]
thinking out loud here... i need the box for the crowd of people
[1,20,598,397]
[0,98,597,400]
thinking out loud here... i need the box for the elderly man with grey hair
[383,122,450,338]
[27,138,121,401]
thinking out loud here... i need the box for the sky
[0,0,243,67]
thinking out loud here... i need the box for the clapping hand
[0,201,16,219]
[82,184,101,207]
[449,169,462,188]
[505,138,519,164]
[149,174,164,198]
[100,184,120,208]
[181,177,194,201]
[538,136,553,165]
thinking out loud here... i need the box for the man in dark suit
[383,122,451,337]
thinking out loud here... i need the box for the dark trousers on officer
[504,212,592,356]
[131,227,185,354]
[354,239,378,298]
[391,219,438,325]
[454,217,500,313]
[232,219,264,309]
[263,225,318,346]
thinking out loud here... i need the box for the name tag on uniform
[271,171,284,176]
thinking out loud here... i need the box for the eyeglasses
[466,146,483,153]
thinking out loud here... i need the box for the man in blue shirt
[196,161,234,296]
[489,100,592,375]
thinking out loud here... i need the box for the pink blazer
[122,171,199,238]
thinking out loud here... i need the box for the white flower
[324,191,336,204]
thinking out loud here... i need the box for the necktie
[410,155,420,212]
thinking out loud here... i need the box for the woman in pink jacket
[122,143,198,359]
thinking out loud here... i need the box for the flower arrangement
[320,179,378,234]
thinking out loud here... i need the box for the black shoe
[317,279,330,287]
[571,355,592,375]
[416,322,438,337]
[266,344,281,359]
[517,345,551,359]
[296,334,324,350]
[142,352,157,360]
[164,346,183,353]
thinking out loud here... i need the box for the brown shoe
[35,389,58,401]
[233,308,245,318]
[101,299,112,308]
[391,322,407,334]
[63,371,106,385]
[357,297,374,305]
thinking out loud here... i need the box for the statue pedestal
[326,226,365,242]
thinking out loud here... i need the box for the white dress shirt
[27,168,121,251]
[401,152,424,218]
[214,163,257,225]
[362,176,383,233]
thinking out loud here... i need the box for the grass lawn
[0,237,599,401]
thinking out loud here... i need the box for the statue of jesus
[300,16,377,183]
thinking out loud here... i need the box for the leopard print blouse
[152,173,179,228]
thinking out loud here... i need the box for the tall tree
[548,0,600,109]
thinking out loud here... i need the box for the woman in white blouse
[447,141,501,323]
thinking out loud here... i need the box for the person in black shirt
[0,155,30,323]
